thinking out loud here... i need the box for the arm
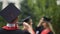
[37,18,44,27]
[23,22,35,34]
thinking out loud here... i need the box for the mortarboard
[18,16,31,25]
[0,3,20,23]
[22,16,31,23]
[43,17,51,22]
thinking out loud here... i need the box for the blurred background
[0,0,60,34]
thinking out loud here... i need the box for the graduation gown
[35,26,53,34]
[23,30,30,34]
[35,26,44,34]
[40,28,53,34]
[0,28,28,34]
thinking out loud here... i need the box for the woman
[36,17,55,34]
[23,18,35,34]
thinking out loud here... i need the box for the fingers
[23,22,29,26]
[23,22,30,28]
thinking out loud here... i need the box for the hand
[23,22,35,34]
[23,22,31,28]
[37,18,44,27]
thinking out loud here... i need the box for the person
[22,16,35,34]
[35,16,55,34]
[0,3,29,34]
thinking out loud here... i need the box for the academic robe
[40,28,53,34]
[0,28,25,34]
[35,26,53,34]
[0,26,30,34]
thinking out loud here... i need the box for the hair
[43,16,51,22]
[42,16,55,34]
[44,22,55,34]
[11,17,18,23]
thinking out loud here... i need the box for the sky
[0,0,2,1]
[0,0,23,3]
[0,0,16,2]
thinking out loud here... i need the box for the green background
[0,0,60,34]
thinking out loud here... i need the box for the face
[29,19,33,26]
[42,22,48,28]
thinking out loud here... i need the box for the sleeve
[35,26,44,34]
[35,26,44,32]
[23,30,30,34]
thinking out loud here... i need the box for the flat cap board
[0,3,20,23]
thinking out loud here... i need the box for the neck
[44,26,49,29]
[2,23,19,30]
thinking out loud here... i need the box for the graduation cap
[18,16,31,25]
[22,16,31,23]
[0,3,20,23]
[43,17,51,22]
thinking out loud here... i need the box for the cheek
[31,23,33,25]
[30,23,33,25]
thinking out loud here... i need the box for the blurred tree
[21,0,60,34]
[20,0,33,20]
[0,2,6,27]
[0,0,60,34]
[0,2,2,10]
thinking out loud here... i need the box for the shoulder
[0,28,6,33]
[48,31,53,34]
[14,29,25,33]
[0,28,4,31]
[36,26,44,31]
[0,28,25,34]
[15,29,30,34]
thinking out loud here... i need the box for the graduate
[36,16,55,34]
[0,3,30,34]
[22,16,35,34]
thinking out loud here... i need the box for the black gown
[35,26,53,34]
[23,30,30,34]
[35,26,44,34]
[0,28,30,34]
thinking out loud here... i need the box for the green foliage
[0,2,6,27]
[0,0,60,34]
[0,2,2,10]
[21,0,60,34]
